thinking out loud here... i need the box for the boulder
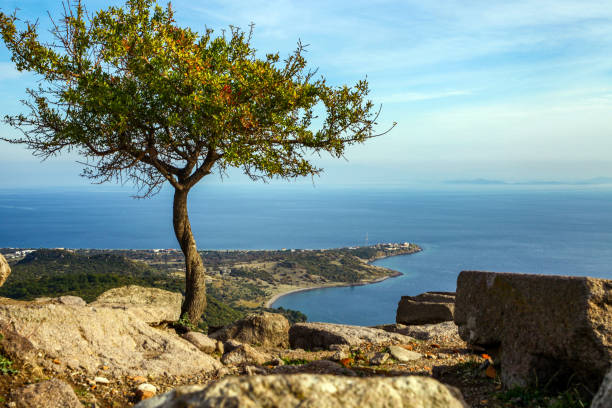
[11,379,83,408]
[454,271,612,390]
[181,332,217,354]
[0,299,222,377]
[91,285,182,324]
[0,253,10,287]
[221,343,273,366]
[388,345,421,362]
[289,322,414,350]
[396,292,455,325]
[376,321,460,342]
[209,312,289,348]
[592,367,612,408]
[134,374,468,408]
[55,296,87,306]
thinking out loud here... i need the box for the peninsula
[0,242,421,329]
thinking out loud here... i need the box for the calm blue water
[1,186,612,325]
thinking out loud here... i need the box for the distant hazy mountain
[446,177,612,186]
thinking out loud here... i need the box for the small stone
[370,352,390,365]
[438,353,450,359]
[132,375,147,384]
[269,357,284,366]
[135,383,157,401]
[389,345,421,362]
[94,376,110,384]
[245,365,267,376]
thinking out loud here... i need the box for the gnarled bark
[173,188,207,324]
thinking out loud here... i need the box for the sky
[1,0,612,189]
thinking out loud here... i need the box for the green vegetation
[281,357,309,366]
[496,386,589,408]
[0,249,309,330]
[0,335,17,375]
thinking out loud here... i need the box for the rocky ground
[1,271,609,407]
[0,309,500,407]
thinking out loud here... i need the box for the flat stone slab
[0,300,222,377]
[454,271,612,389]
[388,345,422,362]
[375,321,460,342]
[91,285,182,324]
[289,322,415,350]
[134,374,468,408]
[396,292,455,325]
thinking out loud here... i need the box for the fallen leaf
[52,359,60,365]
[485,365,497,379]
[481,353,492,360]
[430,343,440,349]
[400,344,413,351]
[339,358,354,368]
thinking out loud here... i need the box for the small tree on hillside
[0,0,393,324]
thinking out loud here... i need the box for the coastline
[265,250,417,308]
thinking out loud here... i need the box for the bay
[1,185,612,326]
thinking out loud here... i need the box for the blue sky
[1,0,612,188]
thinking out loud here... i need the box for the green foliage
[200,296,246,331]
[496,386,589,408]
[281,357,309,366]
[0,0,389,196]
[230,267,275,284]
[0,249,169,302]
[0,355,17,375]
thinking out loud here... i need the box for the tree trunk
[173,188,207,325]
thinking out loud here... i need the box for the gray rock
[91,285,182,324]
[181,332,217,354]
[209,312,289,348]
[0,254,10,287]
[396,292,455,325]
[592,367,612,408]
[0,299,222,377]
[388,345,422,362]
[12,379,83,408]
[55,296,86,306]
[134,374,468,408]
[370,352,390,365]
[454,271,612,389]
[221,343,272,366]
[376,321,460,342]
[289,322,414,350]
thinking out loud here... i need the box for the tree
[0,0,393,324]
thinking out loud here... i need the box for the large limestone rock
[376,321,460,342]
[0,299,222,377]
[91,285,182,324]
[592,367,612,408]
[289,322,414,350]
[0,253,10,287]
[396,292,455,325]
[454,271,612,390]
[134,374,468,408]
[209,312,289,348]
[181,332,217,354]
[11,379,83,408]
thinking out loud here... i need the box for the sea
[1,184,612,326]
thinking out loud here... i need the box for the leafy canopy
[1,0,391,196]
